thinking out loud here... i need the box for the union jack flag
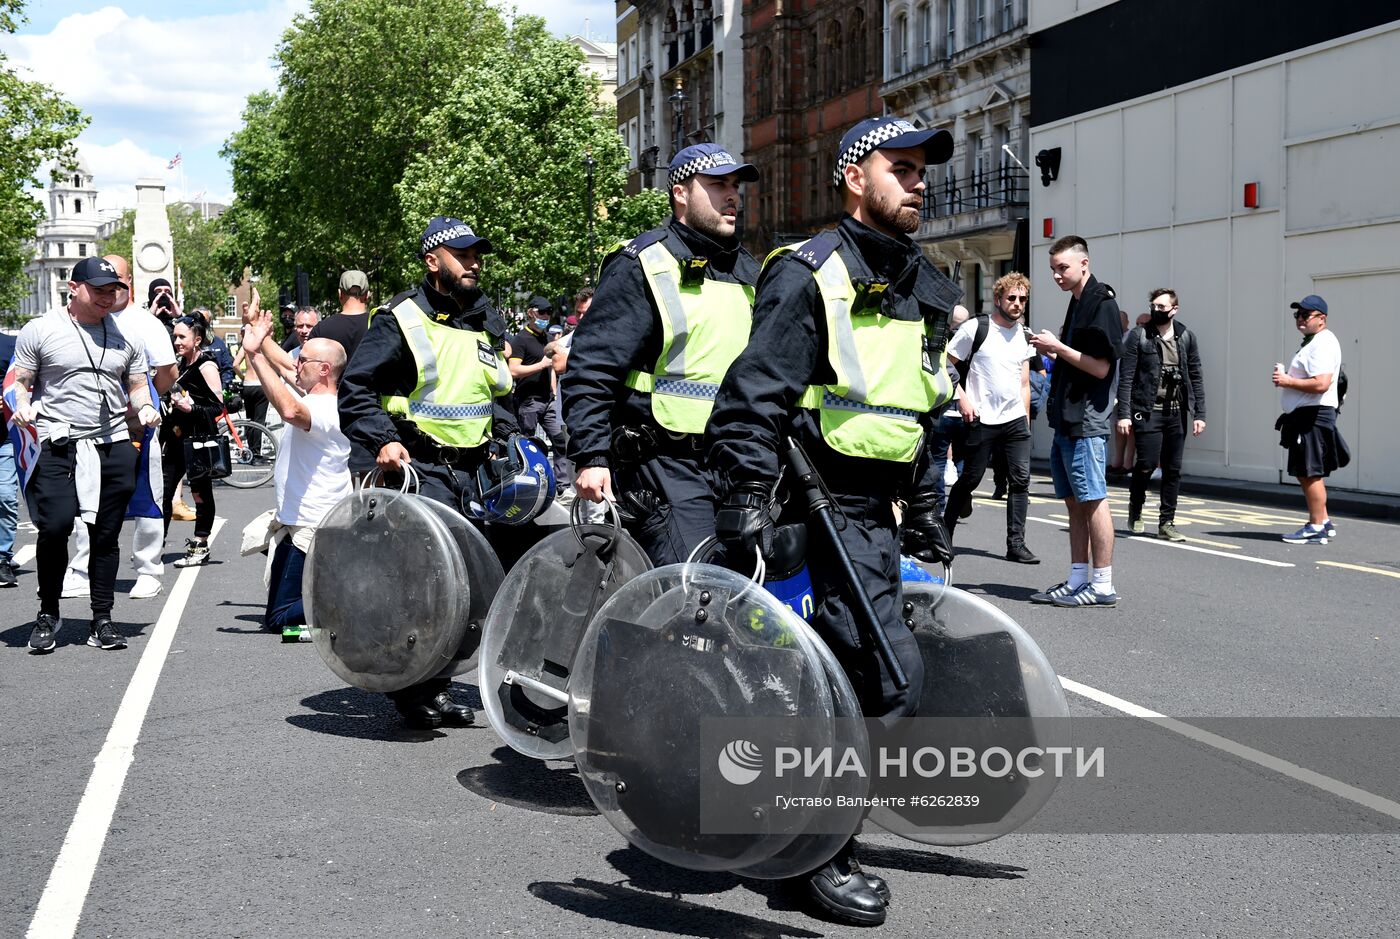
[167,152,182,169]
[2,365,42,493]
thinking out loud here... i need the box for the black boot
[806,843,887,925]
[432,692,476,727]
[393,697,443,730]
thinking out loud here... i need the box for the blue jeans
[926,412,966,514]
[0,439,16,564]
[1049,432,1108,502]
[265,538,306,629]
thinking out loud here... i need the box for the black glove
[715,483,775,560]
[902,494,954,566]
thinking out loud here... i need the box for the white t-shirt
[274,393,351,528]
[947,315,1032,425]
[111,306,176,371]
[1281,328,1341,412]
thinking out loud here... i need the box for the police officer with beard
[338,216,517,729]
[563,144,760,564]
[706,118,960,926]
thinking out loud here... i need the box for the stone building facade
[17,158,113,319]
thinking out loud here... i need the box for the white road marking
[1024,516,1294,567]
[16,543,36,566]
[26,520,225,939]
[1060,677,1400,823]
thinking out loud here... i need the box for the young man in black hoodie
[1029,235,1123,607]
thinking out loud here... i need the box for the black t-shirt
[509,327,551,402]
[308,312,368,359]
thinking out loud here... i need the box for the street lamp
[669,77,687,161]
[584,149,597,286]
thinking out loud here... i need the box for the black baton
[784,437,909,691]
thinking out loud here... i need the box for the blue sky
[2,0,614,213]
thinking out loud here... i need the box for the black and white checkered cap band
[832,119,921,186]
[421,223,477,253]
[669,151,741,187]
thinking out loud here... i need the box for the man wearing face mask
[335,215,517,729]
[563,143,760,564]
[509,296,570,496]
[1116,288,1205,542]
[706,117,961,925]
[942,272,1038,563]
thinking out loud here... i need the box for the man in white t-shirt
[942,272,1038,564]
[64,255,179,601]
[1273,294,1347,545]
[241,304,350,636]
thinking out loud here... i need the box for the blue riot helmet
[472,434,556,526]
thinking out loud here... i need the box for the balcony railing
[920,164,1028,221]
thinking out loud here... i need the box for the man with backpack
[942,272,1039,564]
[1116,287,1206,542]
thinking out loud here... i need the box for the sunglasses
[1292,309,1322,319]
[1002,295,1028,304]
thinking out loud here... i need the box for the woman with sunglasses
[162,316,223,566]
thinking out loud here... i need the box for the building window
[972,0,988,44]
[895,13,909,75]
[1000,0,1015,32]
[756,46,774,117]
[825,21,843,95]
[808,33,820,104]
[943,0,956,57]
[629,118,641,168]
[78,243,87,257]
[847,9,866,83]
[916,3,933,67]
[74,198,82,214]
[73,174,81,187]
[58,268,69,281]
[620,44,629,84]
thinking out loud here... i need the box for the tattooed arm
[10,366,39,426]
[126,367,161,428]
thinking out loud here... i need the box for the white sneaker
[61,571,90,599]
[129,574,164,599]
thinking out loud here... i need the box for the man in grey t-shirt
[12,256,160,653]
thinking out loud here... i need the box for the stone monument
[132,177,175,308]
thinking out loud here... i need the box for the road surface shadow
[1203,530,1291,542]
[857,842,1026,879]
[528,878,821,938]
[287,685,444,743]
[457,745,598,816]
[1,617,149,649]
[605,845,742,895]
[958,581,1039,603]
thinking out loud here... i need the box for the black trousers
[161,435,215,538]
[241,384,269,452]
[617,452,718,567]
[516,397,572,490]
[1130,410,1187,523]
[943,417,1032,549]
[29,440,138,618]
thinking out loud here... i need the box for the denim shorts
[1049,432,1108,502]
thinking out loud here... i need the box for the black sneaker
[174,539,211,568]
[29,613,59,653]
[0,560,17,587]
[88,617,127,650]
[1006,543,1040,564]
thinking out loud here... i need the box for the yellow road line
[1317,560,1400,581]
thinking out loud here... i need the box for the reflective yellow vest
[773,242,954,463]
[621,239,754,434]
[381,294,513,448]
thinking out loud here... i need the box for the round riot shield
[568,562,843,873]
[307,489,469,692]
[867,583,1070,846]
[480,514,651,761]
[419,500,503,676]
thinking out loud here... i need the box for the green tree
[100,205,230,312]
[397,16,668,302]
[0,0,88,317]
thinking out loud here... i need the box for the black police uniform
[338,276,519,720]
[707,214,962,727]
[562,217,759,565]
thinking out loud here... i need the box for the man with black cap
[563,142,761,564]
[146,277,180,329]
[12,256,161,653]
[509,295,570,495]
[335,216,516,729]
[705,116,961,925]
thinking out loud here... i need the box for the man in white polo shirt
[942,271,1038,564]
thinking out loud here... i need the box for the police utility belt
[611,424,705,463]
[396,419,490,467]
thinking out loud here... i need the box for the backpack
[953,314,991,387]
[1029,368,1049,420]
[1337,365,1348,411]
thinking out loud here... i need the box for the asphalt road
[3,472,1398,938]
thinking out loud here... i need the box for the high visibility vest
[621,239,754,434]
[775,242,954,463]
[381,294,512,448]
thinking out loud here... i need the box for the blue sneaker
[1030,581,1076,604]
[1281,524,1329,545]
[1052,583,1120,608]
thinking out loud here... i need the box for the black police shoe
[848,854,890,904]
[88,617,127,650]
[395,699,444,730]
[29,613,59,653]
[806,851,887,925]
[432,692,476,727]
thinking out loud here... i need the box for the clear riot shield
[306,481,470,693]
[418,500,504,676]
[868,583,1071,846]
[480,500,652,761]
[568,558,846,874]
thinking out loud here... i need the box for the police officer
[563,143,760,564]
[338,216,517,730]
[706,117,960,926]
